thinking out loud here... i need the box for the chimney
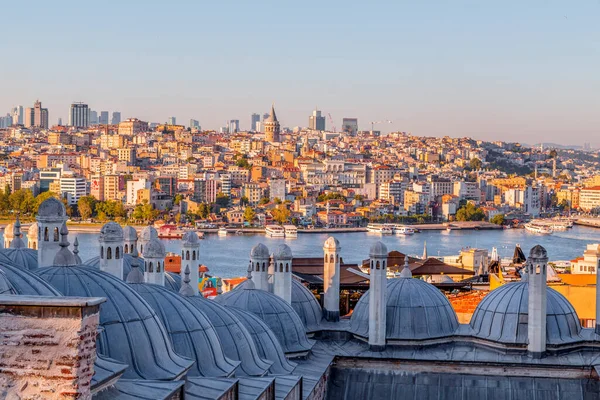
[249,243,270,291]
[181,232,201,296]
[323,236,341,322]
[527,244,548,358]
[368,241,388,351]
[272,244,293,304]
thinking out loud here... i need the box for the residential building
[59,176,87,205]
[126,179,149,205]
[118,118,149,135]
[579,187,600,212]
[269,179,286,201]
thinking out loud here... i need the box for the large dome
[140,226,158,242]
[36,266,193,380]
[0,248,38,271]
[470,281,582,346]
[272,244,293,260]
[128,282,239,377]
[350,277,459,341]
[291,280,322,332]
[228,307,297,375]
[37,197,66,218]
[0,269,16,294]
[1,260,60,295]
[183,294,272,377]
[215,286,315,356]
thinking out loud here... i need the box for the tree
[77,196,97,220]
[235,156,251,169]
[259,197,270,205]
[456,203,486,222]
[244,206,256,223]
[33,192,60,214]
[240,196,249,206]
[198,203,211,219]
[469,157,482,170]
[274,197,282,205]
[215,193,229,209]
[490,214,505,225]
[272,206,290,225]
[173,194,184,206]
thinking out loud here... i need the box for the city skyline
[1,1,599,144]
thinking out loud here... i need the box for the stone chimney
[272,244,293,304]
[527,244,548,358]
[368,241,388,351]
[0,295,105,399]
[323,236,341,322]
[249,243,270,291]
[181,232,201,296]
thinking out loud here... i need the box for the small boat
[395,225,415,235]
[265,225,285,238]
[283,225,298,238]
[524,222,553,235]
[218,227,228,237]
[367,224,393,235]
[446,227,452,233]
[235,230,243,235]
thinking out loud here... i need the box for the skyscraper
[24,107,34,128]
[228,119,239,133]
[89,110,98,125]
[33,100,48,129]
[342,118,358,136]
[309,108,326,131]
[69,103,89,127]
[99,111,109,125]
[11,106,23,125]
[167,116,176,125]
[251,113,260,132]
[111,112,121,125]
[264,105,280,142]
[189,119,200,130]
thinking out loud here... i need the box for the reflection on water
[6,225,600,278]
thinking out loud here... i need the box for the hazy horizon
[1,1,599,146]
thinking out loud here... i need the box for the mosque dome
[143,238,166,259]
[228,307,297,375]
[122,225,137,241]
[291,280,322,332]
[182,293,272,376]
[469,281,582,346]
[37,197,66,218]
[0,269,17,294]
[1,248,38,271]
[1,260,60,295]
[28,222,39,239]
[250,243,270,259]
[140,226,158,242]
[165,271,182,292]
[36,266,193,380]
[323,236,341,250]
[100,222,124,241]
[215,285,315,356]
[350,277,459,341]
[369,241,388,258]
[182,231,200,245]
[272,244,293,260]
[529,244,548,259]
[127,282,239,377]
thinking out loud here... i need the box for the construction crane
[327,113,336,132]
[370,120,392,132]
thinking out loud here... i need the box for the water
[10,226,600,278]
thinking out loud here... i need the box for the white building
[59,177,87,206]
[570,244,600,275]
[269,179,287,202]
[126,179,149,205]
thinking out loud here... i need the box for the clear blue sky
[1,0,599,145]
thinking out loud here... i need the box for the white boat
[217,227,228,237]
[367,224,393,235]
[394,225,415,235]
[265,225,285,238]
[524,222,553,235]
[283,225,298,238]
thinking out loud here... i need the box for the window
[157,262,161,272]
[262,262,266,272]
[100,246,104,259]
[330,254,334,263]
[124,244,128,253]
[115,247,120,260]
[376,261,380,270]
[53,227,59,242]
[285,263,289,272]
[192,251,196,261]
[148,262,153,272]
[106,247,112,260]
[279,263,283,272]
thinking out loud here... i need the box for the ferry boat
[524,222,553,235]
[157,224,184,239]
[394,225,415,236]
[283,225,298,238]
[366,224,393,235]
[217,227,228,237]
[265,225,285,238]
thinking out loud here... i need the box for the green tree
[0,185,11,213]
[198,203,211,219]
[469,157,482,170]
[259,197,270,205]
[271,206,290,225]
[173,194,184,206]
[274,197,282,204]
[244,206,256,223]
[77,196,97,220]
[240,196,249,206]
[33,192,60,214]
[235,156,251,169]
[316,192,346,202]
[215,193,230,208]
[455,203,486,222]
[490,214,505,225]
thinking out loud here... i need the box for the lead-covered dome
[0,269,16,294]
[470,281,582,345]
[182,231,200,245]
[122,225,137,241]
[272,244,292,260]
[250,243,270,259]
[323,236,340,250]
[140,226,158,242]
[128,282,239,377]
[1,248,38,271]
[143,238,166,259]
[37,197,66,218]
[36,266,193,380]
[350,278,459,341]
[215,286,315,356]
[291,280,321,332]
[100,222,123,240]
[2,260,61,295]
[369,241,388,258]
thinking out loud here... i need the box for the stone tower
[250,243,270,291]
[272,244,292,304]
[122,225,138,254]
[99,222,124,280]
[143,237,166,286]
[138,225,158,255]
[527,244,548,358]
[181,231,201,296]
[36,197,68,268]
[323,236,341,322]
[264,104,280,143]
[368,241,388,352]
[27,222,39,250]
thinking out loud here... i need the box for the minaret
[27,222,39,250]
[264,104,280,143]
[422,241,428,260]
[368,241,388,352]
[98,222,124,280]
[9,216,25,249]
[36,197,68,268]
[123,225,138,254]
[272,244,292,303]
[181,231,201,295]
[3,222,14,248]
[527,244,548,358]
[179,265,196,297]
[250,243,270,291]
[323,236,341,322]
[143,238,166,286]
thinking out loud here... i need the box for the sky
[1,0,599,145]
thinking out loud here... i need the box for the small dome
[143,238,166,259]
[140,226,158,242]
[100,222,124,241]
[4,223,14,239]
[182,231,200,245]
[122,225,138,241]
[291,280,321,332]
[37,266,193,380]
[215,287,315,356]
[0,248,38,271]
[37,197,66,218]
[323,236,341,250]
[350,278,459,341]
[228,307,297,375]
[369,241,388,258]
[0,260,60,295]
[250,243,270,259]
[470,282,582,345]
[183,295,273,377]
[128,283,239,377]
[28,222,39,239]
[272,244,293,260]
[529,245,548,259]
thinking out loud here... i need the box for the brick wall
[0,296,104,400]
[447,290,489,324]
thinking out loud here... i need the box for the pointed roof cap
[265,104,278,123]
[52,222,77,266]
[10,216,25,249]
[400,257,412,278]
[72,237,82,264]
[179,265,195,296]
[245,262,255,290]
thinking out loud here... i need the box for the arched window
[157,262,161,272]
[336,255,339,262]
[536,265,541,274]
[329,254,334,263]
[370,260,373,269]
[115,247,120,260]
[186,251,190,261]
[33,242,37,250]
[285,263,289,272]
[383,261,386,269]
[262,262,266,272]
[324,255,327,262]
[279,263,283,272]
[376,261,380,270]
[106,247,112,260]
[192,251,196,261]
[124,244,128,254]
[255,262,260,271]
[100,246,104,259]
[148,262,153,272]
[140,245,143,254]
[181,250,184,258]
[53,227,59,242]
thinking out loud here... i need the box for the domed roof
[228,307,297,375]
[140,226,158,242]
[529,244,548,259]
[0,248,38,271]
[182,294,272,377]
[4,223,14,239]
[215,286,314,355]
[165,272,182,292]
[127,282,239,377]
[37,197,66,218]
[470,281,582,345]
[28,222,38,239]
[143,238,165,259]
[291,280,322,332]
[350,278,459,341]
[369,241,388,257]
[182,231,200,245]
[122,225,138,241]
[272,244,292,260]
[323,236,340,250]
[52,223,77,267]
[36,266,193,380]
[250,243,270,259]
[100,222,124,241]
[1,260,60,295]
[0,269,16,294]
